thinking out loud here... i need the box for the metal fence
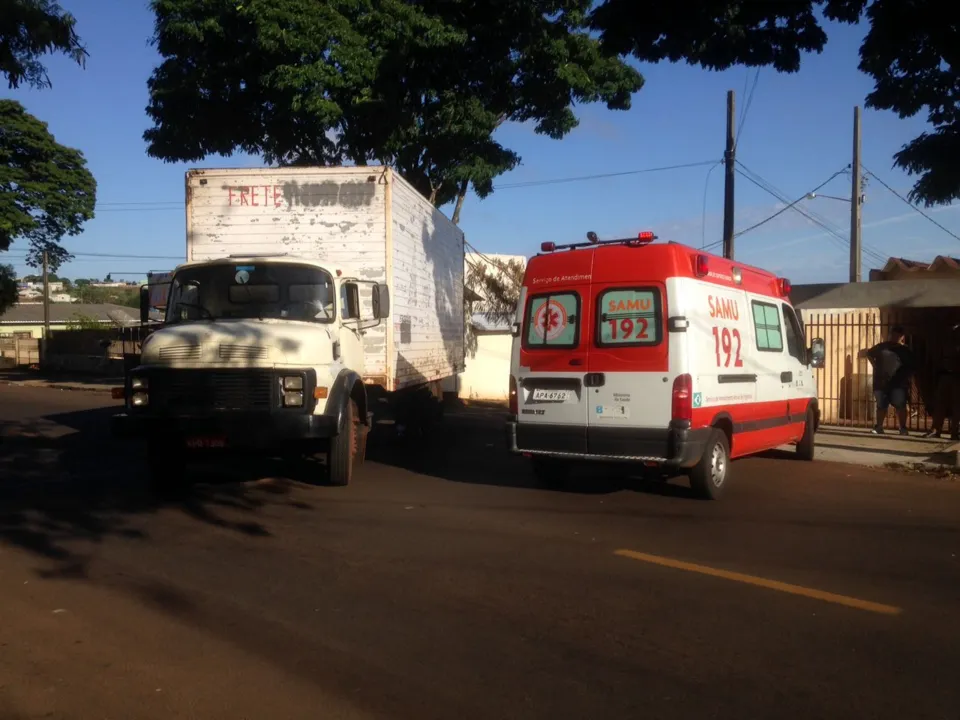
[802,307,960,432]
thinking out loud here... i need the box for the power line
[701,160,723,249]
[861,167,960,244]
[492,160,720,189]
[733,167,849,239]
[735,163,889,265]
[735,69,761,148]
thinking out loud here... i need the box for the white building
[443,252,526,402]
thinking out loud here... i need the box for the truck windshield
[165,263,336,324]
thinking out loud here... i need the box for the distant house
[0,303,137,339]
[790,278,960,432]
[869,255,960,281]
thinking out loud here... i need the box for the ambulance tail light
[778,277,792,297]
[540,242,556,252]
[695,254,709,277]
[672,373,693,424]
[509,375,519,415]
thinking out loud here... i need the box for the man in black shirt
[862,326,915,435]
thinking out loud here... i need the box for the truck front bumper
[112,411,339,451]
[505,420,710,470]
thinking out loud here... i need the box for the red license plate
[185,436,227,449]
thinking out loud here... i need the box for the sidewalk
[0,369,120,394]
[807,426,960,471]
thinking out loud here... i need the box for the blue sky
[4,1,960,284]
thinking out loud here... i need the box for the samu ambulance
[505,231,826,499]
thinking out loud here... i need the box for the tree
[1,0,87,90]
[0,264,18,314]
[0,99,97,271]
[464,255,524,358]
[588,0,960,206]
[144,0,642,217]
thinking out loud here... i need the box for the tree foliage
[0,99,97,271]
[144,0,643,211]
[0,0,86,90]
[0,263,18,315]
[589,0,960,206]
[464,255,524,358]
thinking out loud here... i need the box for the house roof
[0,303,136,324]
[879,255,960,273]
[793,279,960,310]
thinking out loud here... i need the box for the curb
[0,379,115,395]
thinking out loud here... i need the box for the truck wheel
[328,399,359,486]
[688,429,729,500]
[796,408,816,461]
[531,456,570,490]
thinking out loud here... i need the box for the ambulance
[505,231,826,499]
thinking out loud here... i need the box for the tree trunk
[428,186,439,205]
[451,179,469,225]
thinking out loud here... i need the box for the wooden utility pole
[849,105,862,282]
[722,90,736,260]
[42,250,50,362]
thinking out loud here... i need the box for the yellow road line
[614,549,903,616]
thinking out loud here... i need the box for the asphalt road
[1,385,958,720]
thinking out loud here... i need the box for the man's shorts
[875,387,908,411]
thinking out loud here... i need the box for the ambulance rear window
[596,288,662,346]
[523,292,580,349]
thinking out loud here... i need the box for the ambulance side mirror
[809,338,825,369]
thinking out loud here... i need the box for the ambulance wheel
[796,408,816,461]
[531,456,569,489]
[327,400,359,486]
[688,429,729,500]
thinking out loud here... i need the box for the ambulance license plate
[532,389,572,402]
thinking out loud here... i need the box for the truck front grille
[149,370,274,412]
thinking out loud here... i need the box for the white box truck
[113,166,465,488]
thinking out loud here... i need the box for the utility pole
[42,250,50,363]
[723,90,736,260]
[850,105,862,283]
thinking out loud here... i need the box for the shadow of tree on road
[0,406,314,578]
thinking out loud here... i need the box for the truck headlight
[282,390,304,407]
[282,376,303,391]
[132,391,149,407]
[131,376,148,390]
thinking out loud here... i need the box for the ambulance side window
[751,301,783,352]
[596,288,661,346]
[781,304,805,362]
[523,292,580,349]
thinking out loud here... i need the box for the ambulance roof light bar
[539,230,658,253]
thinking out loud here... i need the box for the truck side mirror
[139,286,150,324]
[373,284,390,319]
[809,337,825,368]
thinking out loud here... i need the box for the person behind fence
[860,326,915,436]
[924,324,960,440]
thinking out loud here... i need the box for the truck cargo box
[185,166,465,392]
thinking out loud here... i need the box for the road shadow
[366,412,697,498]
[0,405,313,579]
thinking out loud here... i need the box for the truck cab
[113,254,390,489]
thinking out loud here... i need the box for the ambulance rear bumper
[505,420,709,469]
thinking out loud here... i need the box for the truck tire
[796,408,816,461]
[328,399,358,486]
[531,456,570,490]
[688,429,729,500]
